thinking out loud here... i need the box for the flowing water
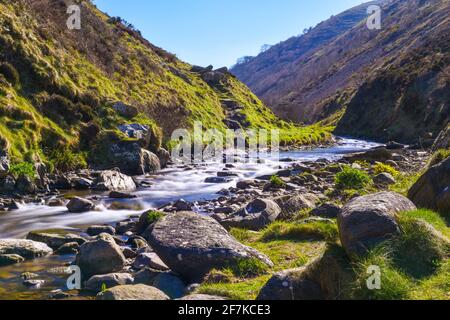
[0,137,381,299]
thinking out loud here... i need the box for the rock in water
[0,254,25,266]
[0,239,53,259]
[96,284,169,300]
[76,233,127,278]
[95,170,136,192]
[145,211,273,282]
[338,192,416,257]
[408,156,450,214]
[27,232,86,250]
[66,197,95,213]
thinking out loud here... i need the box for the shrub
[373,162,399,177]
[429,149,450,167]
[0,62,19,87]
[270,175,285,188]
[49,147,87,172]
[335,166,372,189]
[9,162,36,179]
[145,210,165,224]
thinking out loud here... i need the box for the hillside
[231,0,449,144]
[0,0,331,169]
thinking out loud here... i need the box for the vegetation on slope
[0,0,330,168]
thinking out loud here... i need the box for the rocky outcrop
[432,126,449,151]
[217,199,281,231]
[337,192,416,256]
[94,170,136,192]
[66,197,95,213]
[408,157,450,214]
[0,239,53,259]
[96,284,170,300]
[145,211,273,282]
[76,233,127,278]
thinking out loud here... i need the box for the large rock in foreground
[66,197,95,213]
[257,245,352,300]
[94,170,136,192]
[76,234,127,278]
[0,239,53,259]
[338,192,416,257]
[408,157,450,214]
[146,211,273,282]
[96,284,169,300]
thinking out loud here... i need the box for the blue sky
[93,0,367,67]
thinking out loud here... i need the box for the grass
[335,166,373,190]
[8,162,36,179]
[429,149,450,167]
[261,221,338,243]
[389,172,422,196]
[269,175,285,188]
[196,225,330,300]
[373,162,399,177]
[348,209,449,300]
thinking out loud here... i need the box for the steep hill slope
[232,0,449,144]
[231,0,383,118]
[0,0,331,168]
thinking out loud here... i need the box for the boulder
[85,273,134,293]
[67,197,95,213]
[0,239,53,259]
[145,211,273,282]
[15,176,36,194]
[133,252,169,271]
[156,148,171,169]
[152,272,185,299]
[373,173,396,185]
[95,170,136,192]
[218,199,281,231]
[76,233,127,278]
[0,175,15,192]
[0,254,25,266]
[344,147,392,163]
[408,157,450,214]
[106,140,161,175]
[86,226,116,237]
[96,284,170,300]
[310,203,342,218]
[275,193,319,220]
[338,192,416,257]
[257,245,352,300]
[109,191,137,199]
[112,102,139,118]
[27,232,86,250]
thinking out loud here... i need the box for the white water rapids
[0,138,381,239]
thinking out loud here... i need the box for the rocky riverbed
[0,137,447,300]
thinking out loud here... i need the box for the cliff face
[232,0,449,143]
[0,0,325,166]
